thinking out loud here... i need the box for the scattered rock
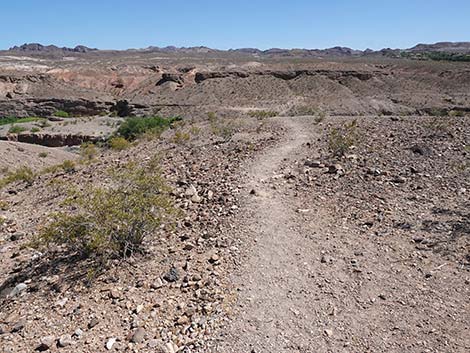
[191,194,202,203]
[321,255,334,264]
[391,176,406,184]
[151,278,164,289]
[58,334,73,347]
[11,319,25,333]
[304,159,323,168]
[131,327,146,343]
[9,232,24,241]
[209,254,220,264]
[163,267,179,282]
[410,144,431,156]
[328,164,344,175]
[9,283,27,297]
[148,339,161,349]
[88,318,99,330]
[36,336,55,351]
[185,185,197,197]
[108,289,120,300]
[73,328,83,338]
[106,337,117,350]
[135,304,145,314]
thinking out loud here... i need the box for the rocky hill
[6,41,470,58]
[409,41,470,53]
[8,43,98,53]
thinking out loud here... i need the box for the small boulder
[131,328,146,343]
[9,283,27,297]
[58,334,73,347]
[105,337,116,350]
[163,267,179,283]
[36,336,55,351]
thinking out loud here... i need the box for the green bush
[31,127,41,133]
[0,166,35,189]
[0,117,43,126]
[328,120,360,157]
[108,136,131,151]
[54,110,70,118]
[8,125,27,134]
[117,116,181,141]
[37,158,175,261]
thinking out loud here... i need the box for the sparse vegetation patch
[248,110,278,119]
[54,110,70,118]
[0,166,35,189]
[117,116,181,141]
[328,119,360,157]
[36,158,175,263]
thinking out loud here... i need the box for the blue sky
[2,0,470,50]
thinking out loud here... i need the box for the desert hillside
[0,49,469,353]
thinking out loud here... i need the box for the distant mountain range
[8,43,98,53]
[5,42,470,58]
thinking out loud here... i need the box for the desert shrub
[61,160,76,173]
[190,126,201,136]
[172,130,191,144]
[80,143,98,162]
[0,199,9,210]
[248,110,278,120]
[207,113,236,141]
[427,108,448,117]
[0,117,43,126]
[117,116,181,141]
[40,160,76,175]
[54,110,70,118]
[207,112,217,122]
[36,158,175,262]
[328,120,360,157]
[108,136,131,151]
[425,117,450,134]
[38,120,51,128]
[8,125,27,134]
[0,166,35,188]
[449,110,465,117]
[210,119,236,142]
[38,152,49,158]
[31,127,41,133]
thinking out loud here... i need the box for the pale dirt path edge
[217,116,322,353]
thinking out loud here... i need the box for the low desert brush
[108,136,131,151]
[80,143,98,162]
[36,157,176,263]
[0,166,35,189]
[328,119,360,157]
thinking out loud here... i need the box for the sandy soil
[0,141,77,176]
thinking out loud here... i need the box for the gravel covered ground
[0,114,469,352]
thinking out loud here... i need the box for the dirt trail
[218,117,322,352]
[217,116,470,353]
